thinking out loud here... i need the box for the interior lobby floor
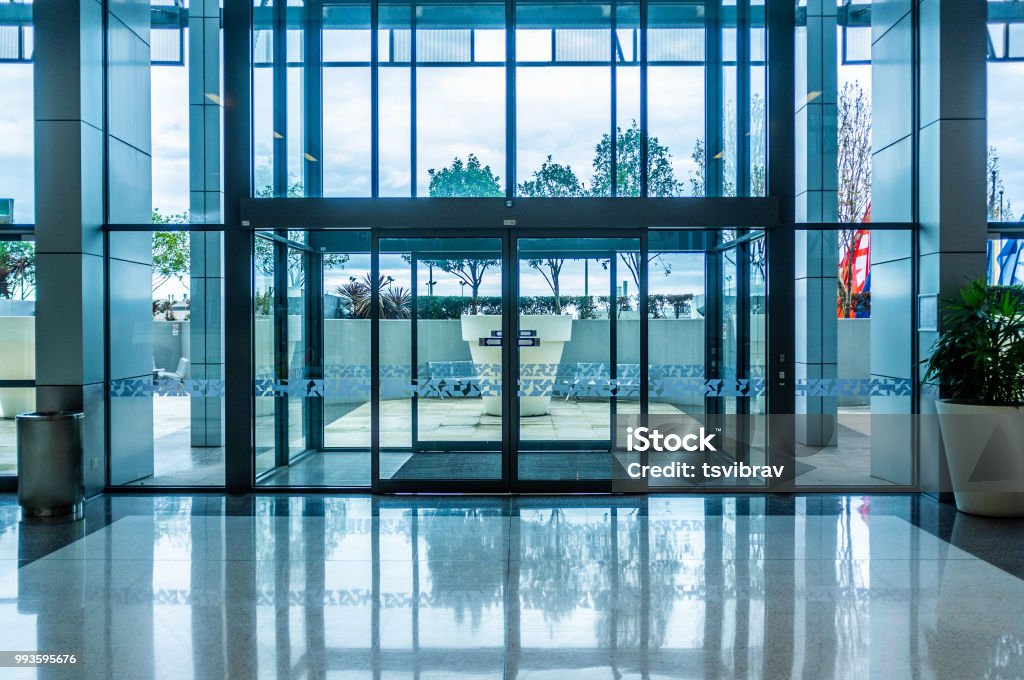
[2,493,1023,679]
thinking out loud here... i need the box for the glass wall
[0,0,33,223]
[256,230,374,487]
[793,228,914,487]
[987,0,1024,222]
[0,236,35,476]
[794,0,915,225]
[108,229,226,486]
[252,0,767,198]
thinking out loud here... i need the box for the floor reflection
[2,495,1024,679]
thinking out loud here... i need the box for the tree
[517,157,587,314]
[518,155,586,198]
[837,82,872,224]
[421,156,504,311]
[152,209,191,293]
[988,146,1017,222]
[591,121,682,197]
[252,182,349,286]
[689,92,767,199]
[0,240,35,300]
[427,154,503,197]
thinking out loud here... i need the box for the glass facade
[251,0,767,198]
[7,1,1014,491]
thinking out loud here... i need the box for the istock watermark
[625,426,717,452]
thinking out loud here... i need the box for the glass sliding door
[376,235,506,488]
[516,236,640,482]
[253,234,313,482]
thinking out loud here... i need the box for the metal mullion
[639,229,649,423]
[610,0,618,197]
[307,249,324,451]
[639,0,648,197]
[509,230,521,487]
[370,232,381,490]
[224,0,255,492]
[736,0,750,198]
[506,0,516,198]
[304,0,324,197]
[371,0,380,198]
[609,250,618,448]
[735,238,751,465]
[503,229,514,490]
[705,0,723,198]
[274,239,290,468]
[273,0,288,196]
[410,252,420,451]
[705,230,722,417]
[410,0,418,197]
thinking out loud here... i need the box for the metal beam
[239,197,781,229]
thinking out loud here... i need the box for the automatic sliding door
[516,236,640,482]
[376,236,505,486]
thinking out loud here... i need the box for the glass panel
[987,1,1024,221]
[643,229,766,490]
[517,236,640,481]
[516,0,613,197]
[794,228,914,487]
[417,0,506,197]
[988,237,1024,285]
[323,2,372,197]
[287,244,309,462]
[647,230,705,422]
[107,230,225,486]
[0,7,33,222]
[254,235,278,477]
[378,237,504,481]
[0,238,36,476]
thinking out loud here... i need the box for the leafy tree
[152,209,191,293]
[420,157,504,311]
[988,146,1017,222]
[517,157,587,314]
[591,121,682,197]
[427,154,503,197]
[518,155,586,198]
[0,240,35,300]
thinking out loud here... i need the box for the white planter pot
[461,314,573,417]
[935,400,1024,517]
[0,316,35,419]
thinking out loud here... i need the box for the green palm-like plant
[336,274,411,320]
[923,278,1024,406]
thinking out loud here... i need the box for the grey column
[794,0,839,446]
[32,0,107,495]
[868,1,916,484]
[106,0,155,485]
[189,0,225,449]
[916,0,988,493]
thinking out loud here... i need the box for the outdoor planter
[935,401,1024,517]
[0,315,35,418]
[461,314,573,417]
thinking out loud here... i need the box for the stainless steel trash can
[16,411,86,519]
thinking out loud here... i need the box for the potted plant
[924,278,1024,517]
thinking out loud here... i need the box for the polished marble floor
[2,493,1024,679]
